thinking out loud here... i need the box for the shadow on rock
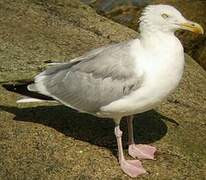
[0,105,174,150]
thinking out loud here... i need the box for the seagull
[6,4,204,178]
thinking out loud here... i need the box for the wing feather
[29,40,143,113]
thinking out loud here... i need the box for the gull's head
[139,5,204,35]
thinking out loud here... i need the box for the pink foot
[120,159,146,177]
[128,144,157,160]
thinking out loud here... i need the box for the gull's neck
[140,31,175,49]
[138,22,182,51]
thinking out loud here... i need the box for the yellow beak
[180,21,204,34]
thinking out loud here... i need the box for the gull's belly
[99,36,185,118]
[127,45,185,114]
[100,67,183,118]
[100,55,184,117]
[130,68,183,113]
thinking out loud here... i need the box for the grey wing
[29,40,143,113]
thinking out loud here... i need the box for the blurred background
[81,0,206,70]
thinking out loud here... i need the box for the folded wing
[29,40,143,113]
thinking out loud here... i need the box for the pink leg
[127,116,157,160]
[114,125,146,177]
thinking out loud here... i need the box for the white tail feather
[17,97,55,103]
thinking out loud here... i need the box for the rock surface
[0,0,206,179]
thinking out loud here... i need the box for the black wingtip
[2,82,32,94]
[2,81,53,101]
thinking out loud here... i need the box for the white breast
[100,34,185,117]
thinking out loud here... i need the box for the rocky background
[0,0,206,179]
[83,0,206,70]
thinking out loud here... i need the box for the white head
[139,5,204,35]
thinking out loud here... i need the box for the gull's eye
[161,13,169,19]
